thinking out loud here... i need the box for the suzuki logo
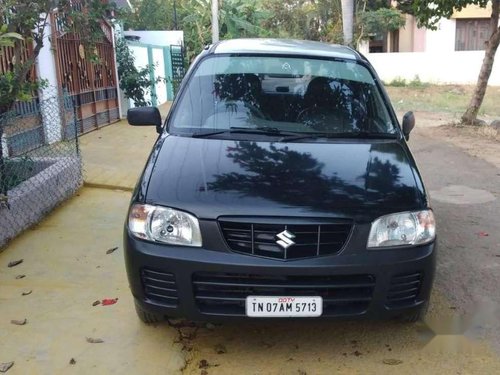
[276,230,296,249]
[282,62,291,71]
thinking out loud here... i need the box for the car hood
[145,136,424,221]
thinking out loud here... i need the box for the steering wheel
[296,107,339,131]
[298,106,356,134]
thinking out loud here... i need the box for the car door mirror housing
[127,107,163,133]
[402,111,415,141]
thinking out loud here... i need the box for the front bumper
[124,227,436,321]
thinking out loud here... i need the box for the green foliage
[0,0,116,113]
[119,0,409,59]
[115,38,160,107]
[386,77,408,87]
[386,75,429,88]
[408,75,429,88]
[180,0,271,60]
[1,156,35,191]
[261,0,344,43]
[0,26,23,50]
[0,72,47,111]
[219,0,270,38]
[122,0,179,30]
[121,0,347,59]
[359,8,406,38]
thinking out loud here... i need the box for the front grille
[219,220,352,260]
[141,268,178,307]
[386,272,422,308]
[193,272,375,317]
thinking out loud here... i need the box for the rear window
[169,55,396,135]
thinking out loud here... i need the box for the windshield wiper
[280,132,399,142]
[231,126,304,137]
[191,127,302,138]
[192,128,398,141]
[191,130,231,138]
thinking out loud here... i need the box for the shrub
[387,77,407,87]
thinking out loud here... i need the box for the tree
[115,38,162,106]
[359,8,406,39]
[181,0,269,59]
[0,0,115,198]
[122,0,179,30]
[410,0,500,125]
[120,0,407,57]
[0,27,23,50]
[0,0,116,114]
[341,0,355,45]
[261,0,341,42]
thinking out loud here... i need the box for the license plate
[245,296,323,317]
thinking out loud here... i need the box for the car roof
[211,39,361,61]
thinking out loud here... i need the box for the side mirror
[127,107,162,134]
[402,111,415,141]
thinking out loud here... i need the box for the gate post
[147,46,157,107]
[36,13,63,144]
[163,47,174,101]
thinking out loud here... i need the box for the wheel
[134,299,164,324]
[399,301,429,323]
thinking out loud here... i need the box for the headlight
[128,204,202,247]
[367,210,435,248]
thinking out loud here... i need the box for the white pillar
[112,21,125,118]
[1,135,7,158]
[211,0,219,43]
[35,13,63,144]
[358,40,369,55]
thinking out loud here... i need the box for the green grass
[386,84,500,118]
[385,75,429,89]
[0,157,36,191]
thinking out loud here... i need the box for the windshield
[169,55,397,137]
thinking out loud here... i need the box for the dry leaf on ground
[11,319,27,326]
[0,362,14,373]
[86,337,104,344]
[7,260,23,268]
[383,359,403,365]
[101,298,118,306]
[214,344,227,354]
[106,247,118,254]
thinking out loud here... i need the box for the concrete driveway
[1,111,500,374]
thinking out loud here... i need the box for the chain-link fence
[0,87,82,249]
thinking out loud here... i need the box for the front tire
[399,301,429,323]
[134,299,164,324]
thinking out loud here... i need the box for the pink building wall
[413,24,426,52]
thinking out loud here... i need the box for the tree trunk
[462,0,500,125]
[341,0,355,46]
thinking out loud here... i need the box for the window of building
[455,18,491,51]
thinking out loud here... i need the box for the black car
[125,39,436,323]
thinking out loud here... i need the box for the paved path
[1,112,500,374]
[0,188,185,374]
[411,129,500,352]
[80,102,170,190]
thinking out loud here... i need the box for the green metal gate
[170,45,186,96]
